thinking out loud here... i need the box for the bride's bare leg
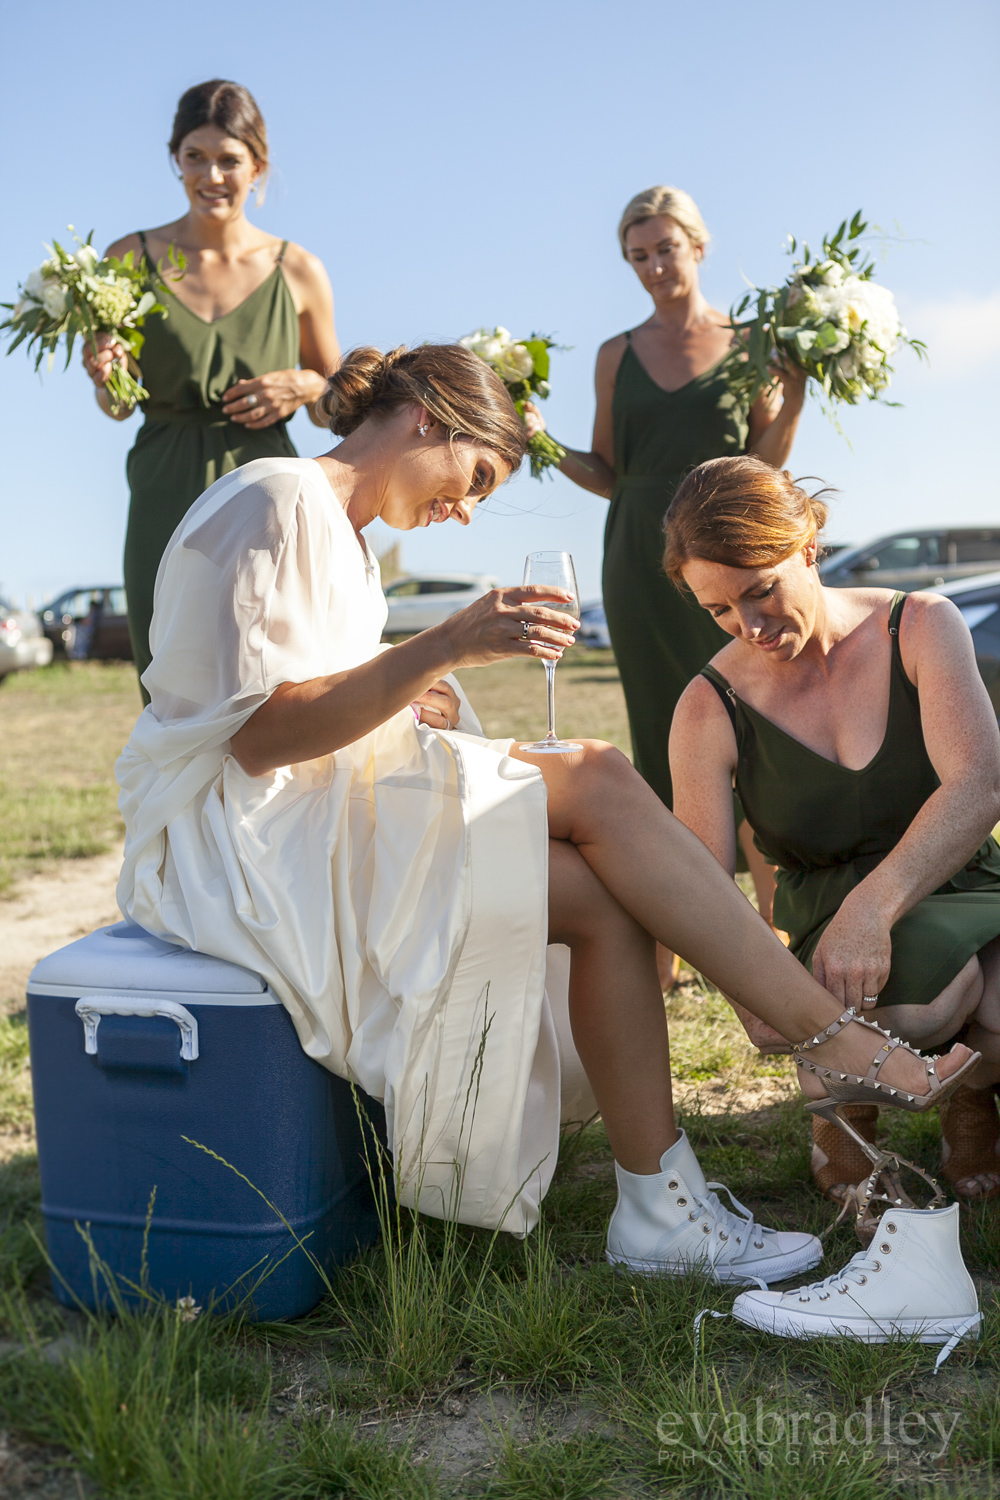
[549,838,676,1173]
[513,742,973,1094]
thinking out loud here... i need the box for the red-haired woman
[668,455,1000,1204]
[82,79,340,694]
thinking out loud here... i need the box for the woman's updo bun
[319,343,528,475]
[663,455,833,582]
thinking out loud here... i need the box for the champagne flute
[518,551,582,754]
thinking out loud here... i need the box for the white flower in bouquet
[41,281,69,319]
[2,227,184,414]
[24,267,48,301]
[73,244,99,275]
[494,341,535,382]
[459,324,567,478]
[727,212,925,417]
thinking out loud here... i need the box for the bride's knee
[574,739,633,789]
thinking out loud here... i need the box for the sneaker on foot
[606,1129,822,1286]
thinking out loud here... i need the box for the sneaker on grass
[606,1129,823,1285]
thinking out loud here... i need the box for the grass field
[2,658,1000,1497]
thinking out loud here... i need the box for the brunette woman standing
[82,79,340,693]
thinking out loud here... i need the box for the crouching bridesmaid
[668,456,1000,1204]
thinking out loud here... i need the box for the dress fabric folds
[116,457,561,1235]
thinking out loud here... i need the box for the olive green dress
[702,593,1000,1008]
[602,332,749,809]
[124,234,300,690]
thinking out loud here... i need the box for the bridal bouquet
[459,326,566,478]
[727,212,925,413]
[1,229,183,415]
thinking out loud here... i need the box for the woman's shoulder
[278,241,333,301]
[103,231,146,261]
[594,332,630,387]
[104,221,185,262]
[180,459,332,554]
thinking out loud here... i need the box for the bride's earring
[417,423,429,436]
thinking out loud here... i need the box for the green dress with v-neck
[603,332,749,808]
[702,592,1000,1008]
[123,233,300,688]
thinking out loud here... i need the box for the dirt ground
[0,850,124,1019]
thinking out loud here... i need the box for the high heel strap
[793,1007,859,1052]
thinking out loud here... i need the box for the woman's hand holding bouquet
[727,212,925,419]
[2,228,184,415]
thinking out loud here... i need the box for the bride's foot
[794,1009,977,1106]
[606,1130,822,1285]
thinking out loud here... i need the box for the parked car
[0,598,53,681]
[39,586,133,661]
[383,573,499,635]
[577,599,612,649]
[936,571,1000,721]
[820,528,1000,592]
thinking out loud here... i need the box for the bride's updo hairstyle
[319,344,528,476]
[663,456,832,583]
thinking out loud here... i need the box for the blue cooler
[26,922,383,1320]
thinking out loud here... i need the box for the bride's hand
[412,680,461,730]
[522,401,546,440]
[811,894,892,1012]
[438,585,577,670]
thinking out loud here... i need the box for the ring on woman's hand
[520,620,531,641]
[245,394,258,408]
[862,994,879,1005]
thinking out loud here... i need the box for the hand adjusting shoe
[606,1130,822,1285]
[732,1202,981,1345]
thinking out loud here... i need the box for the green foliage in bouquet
[459,327,567,478]
[726,212,926,416]
[1,228,185,415]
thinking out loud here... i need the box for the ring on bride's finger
[245,393,258,407]
[520,620,531,641]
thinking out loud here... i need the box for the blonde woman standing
[82,79,340,694]
[528,188,805,981]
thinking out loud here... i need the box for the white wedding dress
[117,457,592,1236]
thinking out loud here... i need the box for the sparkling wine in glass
[518,551,582,754]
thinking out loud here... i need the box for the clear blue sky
[2,0,997,607]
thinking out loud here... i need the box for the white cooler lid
[28,921,268,997]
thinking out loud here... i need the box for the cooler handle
[74,996,200,1062]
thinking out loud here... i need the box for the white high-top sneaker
[606,1130,822,1285]
[732,1203,981,1342]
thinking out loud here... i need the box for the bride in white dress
[116,343,974,1292]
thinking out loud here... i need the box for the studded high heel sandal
[794,1008,980,1241]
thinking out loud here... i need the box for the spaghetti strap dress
[701,592,1000,1008]
[123,234,300,689]
[602,331,749,808]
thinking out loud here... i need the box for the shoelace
[692,1182,765,1267]
[780,1245,880,1300]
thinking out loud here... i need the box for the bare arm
[524,336,624,498]
[669,674,740,875]
[230,587,577,777]
[813,595,1000,1005]
[746,361,807,469]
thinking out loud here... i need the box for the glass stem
[545,659,558,741]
